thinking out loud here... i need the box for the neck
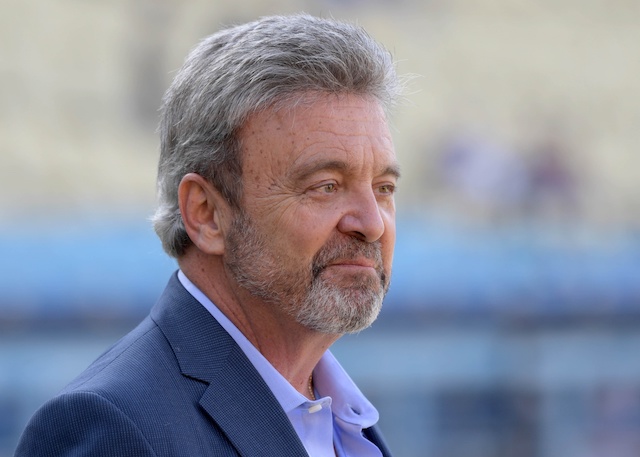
[179,254,340,398]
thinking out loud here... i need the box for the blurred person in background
[15,13,402,457]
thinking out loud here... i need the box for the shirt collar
[314,350,379,428]
[178,270,378,428]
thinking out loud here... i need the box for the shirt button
[308,404,323,414]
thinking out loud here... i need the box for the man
[16,13,402,457]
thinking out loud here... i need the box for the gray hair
[152,13,401,258]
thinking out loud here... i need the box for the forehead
[238,95,397,176]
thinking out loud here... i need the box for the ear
[178,173,231,256]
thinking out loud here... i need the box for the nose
[337,188,386,242]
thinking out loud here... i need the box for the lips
[327,257,378,269]
[319,256,385,284]
[311,237,384,280]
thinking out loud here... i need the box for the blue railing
[1,217,639,323]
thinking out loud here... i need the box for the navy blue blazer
[15,273,393,456]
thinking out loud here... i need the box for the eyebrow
[384,163,402,180]
[291,159,401,182]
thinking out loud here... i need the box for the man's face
[225,95,399,334]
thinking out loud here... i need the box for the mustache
[311,237,384,280]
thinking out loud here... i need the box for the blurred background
[1,0,640,456]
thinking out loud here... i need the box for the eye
[304,180,339,197]
[377,183,396,195]
[315,182,337,193]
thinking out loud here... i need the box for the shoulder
[64,316,174,395]
[15,391,158,457]
[15,317,234,456]
[61,315,208,422]
[15,274,245,456]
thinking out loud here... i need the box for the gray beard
[293,270,384,334]
[225,210,388,334]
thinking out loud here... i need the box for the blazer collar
[150,272,309,457]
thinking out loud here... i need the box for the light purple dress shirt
[178,271,382,457]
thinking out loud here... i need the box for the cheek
[295,227,335,262]
[381,220,396,268]
[383,239,395,267]
[266,210,337,263]
[291,206,339,240]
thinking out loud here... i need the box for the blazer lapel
[364,425,394,457]
[199,345,309,457]
[151,273,309,457]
